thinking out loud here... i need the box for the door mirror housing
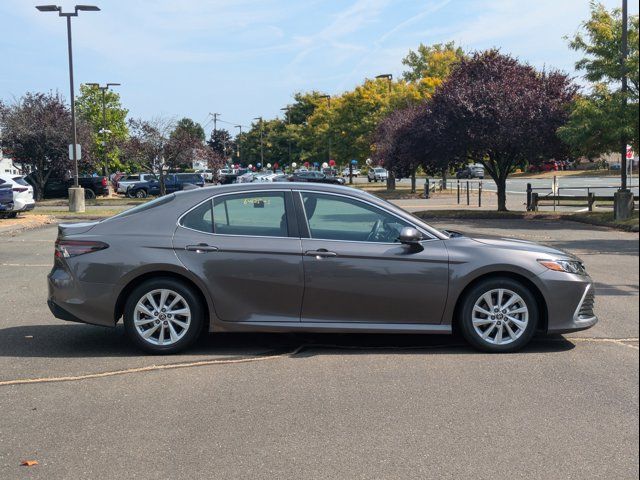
[398,227,422,245]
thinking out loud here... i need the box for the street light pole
[319,95,332,166]
[253,117,264,167]
[376,74,394,190]
[86,82,120,179]
[36,4,100,212]
[235,125,242,163]
[620,0,628,191]
[614,0,634,220]
[280,106,292,166]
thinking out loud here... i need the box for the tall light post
[36,4,100,212]
[280,106,292,166]
[319,95,332,167]
[376,74,394,189]
[614,0,634,219]
[253,117,264,168]
[234,125,242,164]
[85,82,120,179]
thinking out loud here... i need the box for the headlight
[538,259,587,275]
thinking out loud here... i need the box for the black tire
[123,278,204,354]
[84,189,96,200]
[458,277,538,353]
[134,189,148,199]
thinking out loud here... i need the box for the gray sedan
[48,183,597,354]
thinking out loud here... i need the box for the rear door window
[213,192,288,237]
[180,200,213,233]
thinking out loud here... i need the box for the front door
[297,191,449,324]
[173,190,304,323]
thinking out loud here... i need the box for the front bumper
[538,270,598,334]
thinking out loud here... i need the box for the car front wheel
[123,278,204,354]
[458,278,538,353]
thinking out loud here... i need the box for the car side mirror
[398,227,422,245]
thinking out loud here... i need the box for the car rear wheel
[134,189,148,199]
[84,189,96,200]
[458,278,538,353]
[123,278,204,354]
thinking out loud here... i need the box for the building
[0,152,23,176]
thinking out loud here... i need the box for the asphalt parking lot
[0,218,638,479]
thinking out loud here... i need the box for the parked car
[48,183,597,354]
[201,170,215,183]
[0,175,35,216]
[25,173,108,199]
[116,173,155,193]
[528,162,559,173]
[289,171,345,184]
[125,173,205,198]
[456,164,485,179]
[341,167,360,177]
[367,167,388,182]
[0,183,14,214]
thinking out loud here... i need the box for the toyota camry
[48,183,597,354]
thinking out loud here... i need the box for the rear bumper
[48,266,116,327]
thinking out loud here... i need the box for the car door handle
[185,244,219,253]
[305,249,338,258]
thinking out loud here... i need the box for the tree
[0,92,95,200]
[125,117,216,195]
[173,118,205,143]
[76,84,129,175]
[207,128,235,160]
[430,50,577,211]
[401,41,466,95]
[374,104,460,192]
[558,2,639,155]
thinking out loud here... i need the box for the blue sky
[1,0,637,133]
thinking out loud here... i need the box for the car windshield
[375,168,386,173]
[12,177,30,186]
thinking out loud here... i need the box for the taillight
[55,239,108,259]
[13,187,28,193]
[101,177,108,187]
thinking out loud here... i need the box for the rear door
[173,190,304,323]
[295,191,449,325]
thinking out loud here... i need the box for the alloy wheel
[133,289,192,346]
[471,288,529,346]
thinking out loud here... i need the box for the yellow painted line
[569,337,639,350]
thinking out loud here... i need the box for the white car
[367,167,388,182]
[117,173,155,193]
[341,167,360,177]
[0,175,35,216]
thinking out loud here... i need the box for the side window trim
[295,190,435,243]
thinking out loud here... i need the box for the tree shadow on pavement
[0,323,575,359]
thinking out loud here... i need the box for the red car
[529,161,559,173]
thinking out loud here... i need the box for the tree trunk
[386,171,396,191]
[159,171,167,196]
[410,167,416,193]
[496,175,508,212]
[441,167,448,190]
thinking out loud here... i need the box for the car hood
[466,235,579,260]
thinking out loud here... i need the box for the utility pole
[37,4,100,212]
